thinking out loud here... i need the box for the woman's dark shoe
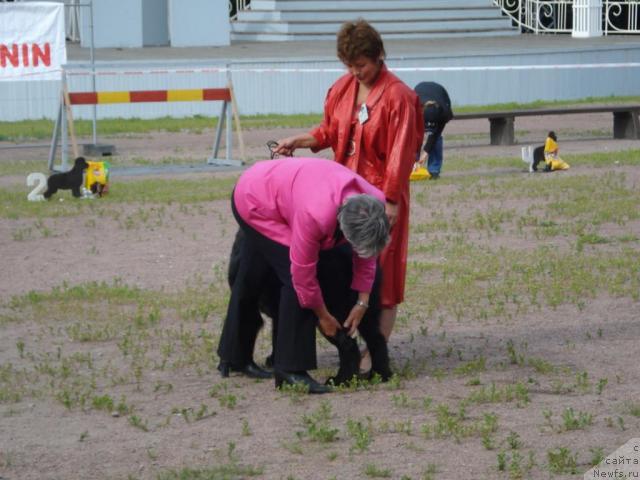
[274,370,332,394]
[217,361,231,378]
[217,360,273,379]
[241,361,273,379]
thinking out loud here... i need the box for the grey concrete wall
[142,0,169,47]
[80,0,144,48]
[1,46,639,121]
[168,0,230,47]
[79,0,171,48]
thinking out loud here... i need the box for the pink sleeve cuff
[290,260,323,309]
[350,255,376,293]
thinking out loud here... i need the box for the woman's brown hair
[336,19,385,64]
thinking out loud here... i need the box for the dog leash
[266,140,279,160]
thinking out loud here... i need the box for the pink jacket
[234,158,385,309]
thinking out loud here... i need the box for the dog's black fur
[531,145,545,172]
[228,229,392,385]
[44,157,89,199]
[532,131,557,172]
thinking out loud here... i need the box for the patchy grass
[3,95,639,142]
[0,144,638,479]
[443,148,640,173]
[0,175,237,219]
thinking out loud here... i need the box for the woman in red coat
[276,20,424,370]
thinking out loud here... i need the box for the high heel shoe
[274,370,332,394]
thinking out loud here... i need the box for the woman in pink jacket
[217,158,390,393]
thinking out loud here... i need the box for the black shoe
[429,172,440,179]
[217,361,231,378]
[274,370,332,394]
[241,361,273,379]
[217,360,273,379]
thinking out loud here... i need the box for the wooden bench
[453,105,640,145]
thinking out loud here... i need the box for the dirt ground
[1,112,636,298]
[0,114,639,480]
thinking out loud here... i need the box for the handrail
[604,1,640,34]
[494,0,526,30]
[229,0,250,20]
[493,0,640,35]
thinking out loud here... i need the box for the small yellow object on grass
[409,164,431,181]
[547,158,570,171]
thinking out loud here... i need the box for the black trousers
[216,196,318,372]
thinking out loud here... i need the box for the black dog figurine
[44,157,89,199]
[226,229,392,385]
[531,131,558,172]
[531,146,551,172]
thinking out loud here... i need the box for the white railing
[604,1,640,33]
[229,0,250,20]
[494,0,640,34]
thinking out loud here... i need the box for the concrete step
[232,18,513,34]
[231,28,519,42]
[238,8,506,22]
[231,0,518,42]
[250,0,493,10]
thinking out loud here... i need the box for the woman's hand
[275,133,319,156]
[313,303,341,337]
[344,294,369,337]
[344,306,365,337]
[275,136,298,156]
[385,201,398,227]
[417,150,428,166]
[317,312,341,337]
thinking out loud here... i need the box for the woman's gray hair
[338,194,390,258]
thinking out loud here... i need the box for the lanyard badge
[358,104,369,125]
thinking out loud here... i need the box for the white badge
[358,104,369,125]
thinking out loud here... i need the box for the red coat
[310,65,424,307]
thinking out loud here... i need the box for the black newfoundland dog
[44,157,89,199]
[227,229,392,385]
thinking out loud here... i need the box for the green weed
[363,464,392,478]
[157,463,263,479]
[241,419,251,436]
[453,356,486,376]
[128,414,149,432]
[547,447,578,474]
[465,382,530,407]
[627,402,640,417]
[590,447,605,467]
[560,407,594,431]
[298,401,339,443]
[422,463,438,480]
[346,417,373,452]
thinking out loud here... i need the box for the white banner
[0,2,66,81]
